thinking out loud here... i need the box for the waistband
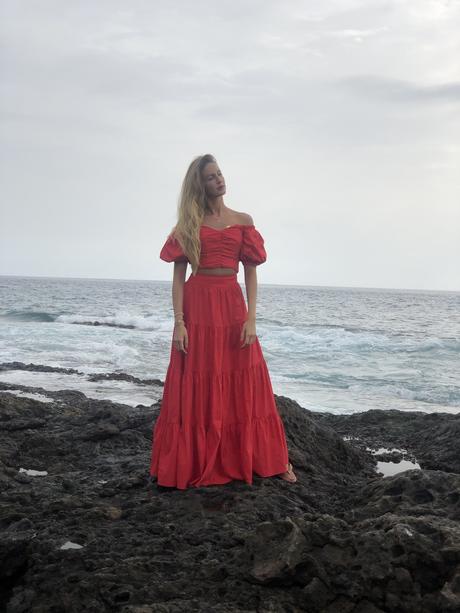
[186,271,238,286]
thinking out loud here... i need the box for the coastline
[0,375,459,612]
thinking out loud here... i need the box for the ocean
[0,275,459,415]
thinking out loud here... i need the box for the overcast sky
[1,0,459,291]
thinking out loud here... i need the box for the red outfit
[150,224,289,489]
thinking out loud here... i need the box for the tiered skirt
[150,271,289,489]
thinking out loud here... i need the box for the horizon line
[0,273,458,294]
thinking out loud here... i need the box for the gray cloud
[337,75,460,103]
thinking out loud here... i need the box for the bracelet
[174,312,184,323]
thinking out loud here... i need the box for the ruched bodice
[159,224,267,272]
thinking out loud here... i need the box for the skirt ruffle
[150,272,289,489]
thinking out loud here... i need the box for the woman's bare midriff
[196,267,236,275]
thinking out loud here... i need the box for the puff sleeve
[239,225,267,266]
[159,232,189,263]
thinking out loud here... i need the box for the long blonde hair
[169,153,216,275]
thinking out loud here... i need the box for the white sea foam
[0,370,163,407]
[3,390,56,403]
[56,311,163,331]
[368,447,408,455]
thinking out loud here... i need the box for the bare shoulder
[233,211,254,226]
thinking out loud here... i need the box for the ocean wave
[276,372,460,407]
[349,381,460,407]
[0,310,56,322]
[0,309,163,331]
[261,323,460,356]
[262,325,392,354]
[56,313,160,331]
[401,337,460,353]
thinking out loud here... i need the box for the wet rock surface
[0,361,164,387]
[0,384,459,612]
[314,408,460,475]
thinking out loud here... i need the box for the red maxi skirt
[150,271,289,489]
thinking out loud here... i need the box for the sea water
[0,275,459,415]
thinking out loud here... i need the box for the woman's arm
[172,261,188,353]
[172,261,187,313]
[241,264,258,347]
[243,265,258,321]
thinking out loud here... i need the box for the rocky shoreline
[0,372,459,613]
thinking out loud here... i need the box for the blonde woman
[150,154,297,489]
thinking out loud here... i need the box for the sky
[1,0,459,291]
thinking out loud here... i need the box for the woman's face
[201,162,226,198]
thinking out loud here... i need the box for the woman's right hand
[173,322,188,354]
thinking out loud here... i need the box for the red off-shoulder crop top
[159,224,267,273]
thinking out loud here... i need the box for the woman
[150,154,297,489]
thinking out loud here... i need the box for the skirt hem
[150,463,289,490]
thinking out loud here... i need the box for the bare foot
[279,462,297,483]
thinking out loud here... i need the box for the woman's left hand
[240,318,257,347]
